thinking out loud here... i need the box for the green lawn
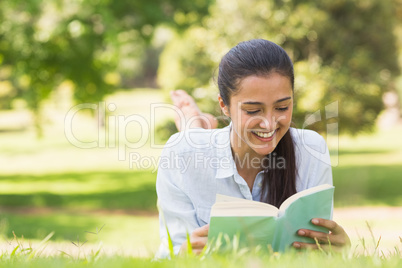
[0,245,401,268]
[333,164,402,206]
[0,171,157,211]
[331,126,402,207]
[0,212,160,256]
[0,89,401,261]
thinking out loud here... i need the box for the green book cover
[208,184,334,252]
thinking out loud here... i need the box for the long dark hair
[218,39,297,208]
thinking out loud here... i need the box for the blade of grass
[28,231,54,259]
[185,231,193,256]
[165,224,175,259]
[314,237,325,254]
[158,201,175,259]
[10,245,19,258]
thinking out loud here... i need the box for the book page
[273,186,334,251]
[278,184,334,216]
[211,195,278,217]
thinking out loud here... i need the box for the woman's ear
[218,95,230,117]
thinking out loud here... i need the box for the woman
[156,39,350,257]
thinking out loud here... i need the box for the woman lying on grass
[156,39,350,257]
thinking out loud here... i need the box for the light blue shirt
[155,124,333,258]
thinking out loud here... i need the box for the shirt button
[258,183,262,187]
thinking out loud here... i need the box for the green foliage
[155,120,178,144]
[157,0,399,135]
[0,0,214,133]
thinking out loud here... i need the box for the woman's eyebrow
[242,101,263,105]
[274,96,292,103]
[242,96,292,105]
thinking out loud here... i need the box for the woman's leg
[170,90,218,131]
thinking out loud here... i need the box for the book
[207,184,334,252]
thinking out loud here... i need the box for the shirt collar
[214,122,267,179]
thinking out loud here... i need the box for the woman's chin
[251,146,276,157]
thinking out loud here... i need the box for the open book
[208,184,334,252]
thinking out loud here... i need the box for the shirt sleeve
[155,139,201,258]
[307,133,334,219]
[310,133,333,187]
[294,129,333,188]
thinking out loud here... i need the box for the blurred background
[0,0,401,257]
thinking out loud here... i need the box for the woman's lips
[251,129,277,141]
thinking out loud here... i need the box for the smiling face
[219,73,293,161]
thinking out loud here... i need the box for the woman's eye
[276,107,289,111]
[246,110,260,115]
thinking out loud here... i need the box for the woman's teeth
[252,130,276,138]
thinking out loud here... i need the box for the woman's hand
[293,218,351,252]
[180,224,209,255]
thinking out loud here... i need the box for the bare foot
[170,90,218,131]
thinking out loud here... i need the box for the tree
[0,0,214,135]
[158,0,399,136]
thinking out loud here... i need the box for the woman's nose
[259,115,275,130]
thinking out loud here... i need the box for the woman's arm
[156,134,208,257]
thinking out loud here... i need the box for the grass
[0,237,400,268]
[1,254,399,268]
[0,171,157,211]
[0,213,159,256]
[0,89,401,264]
[0,88,168,175]
[330,125,402,207]
[333,164,402,206]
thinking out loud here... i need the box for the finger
[293,242,345,252]
[192,248,204,255]
[293,241,318,250]
[297,229,332,244]
[192,224,209,237]
[293,242,330,251]
[191,236,208,249]
[312,219,351,247]
[312,218,344,234]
